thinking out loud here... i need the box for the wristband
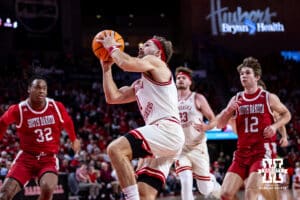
[108,45,120,55]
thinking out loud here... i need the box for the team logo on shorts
[258,158,287,184]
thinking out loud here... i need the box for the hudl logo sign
[258,158,287,184]
[206,0,285,35]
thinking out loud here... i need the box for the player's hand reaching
[279,137,288,147]
[96,31,121,50]
[193,120,209,133]
[263,125,276,138]
[71,138,81,154]
[225,100,241,115]
[100,59,114,72]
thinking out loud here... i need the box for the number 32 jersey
[234,89,275,150]
[0,98,76,154]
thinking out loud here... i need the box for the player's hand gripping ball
[92,30,125,61]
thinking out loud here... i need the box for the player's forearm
[111,50,135,72]
[102,68,124,104]
[64,119,76,142]
[272,111,291,131]
[278,126,287,139]
[216,109,232,129]
[111,50,148,73]
[206,118,217,131]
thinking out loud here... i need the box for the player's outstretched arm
[100,60,136,104]
[0,105,19,139]
[216,96,239,129]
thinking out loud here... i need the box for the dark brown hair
[175,66,193,77]
[237,57,262,77]
[152,35,173,63]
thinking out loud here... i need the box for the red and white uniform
[134,74,180,125]
[178,92,206,145]
[0,98,76,186]
[228,89,275,179]
[132,74,184,184]
[293,168,300,189]
[175,92,211,184]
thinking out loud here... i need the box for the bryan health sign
[206,0,285,35]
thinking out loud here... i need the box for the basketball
[92,30,125,61]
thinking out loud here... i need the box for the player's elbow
[105,96,117,104]
[104,95,121,105]
[286,111,292,122]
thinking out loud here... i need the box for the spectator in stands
[87,165,102,200]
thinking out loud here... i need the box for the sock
[122,184,140,200]
[178,170,194,200]
[210,173,221,198]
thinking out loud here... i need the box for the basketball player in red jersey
[0,77,80,200]
[217,57,291,200]
[97,33,184,200]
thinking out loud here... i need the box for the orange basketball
[92,30,125,61]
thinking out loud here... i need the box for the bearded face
[176,74,192,90]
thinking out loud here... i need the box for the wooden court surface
[157,189,297,200]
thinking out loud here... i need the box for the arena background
[0,0,299,199]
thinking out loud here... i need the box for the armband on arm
[108,45,121,55]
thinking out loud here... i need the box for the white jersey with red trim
[178,92,206,145]
[134,74,180,125]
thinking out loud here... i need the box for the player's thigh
[245,172,262,190]
[222,172,244,196]
[136,122,184,157]
[7,153,33,186]
[190,144,210,177]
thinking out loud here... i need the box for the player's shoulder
[194,92,206,101]
[2,102,22,114]
[233,91,244,100]
[6,103,20,112]
[46,98,65,108]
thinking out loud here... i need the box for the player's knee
[107,141,120,159]
[140,191,156,200]
[40,182,56,197]
[197,180,213,196]
[220,189,234,200]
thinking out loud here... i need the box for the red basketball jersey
[0,98,76,154]
[234,89,275,150]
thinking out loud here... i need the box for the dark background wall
[0,0,299,66]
